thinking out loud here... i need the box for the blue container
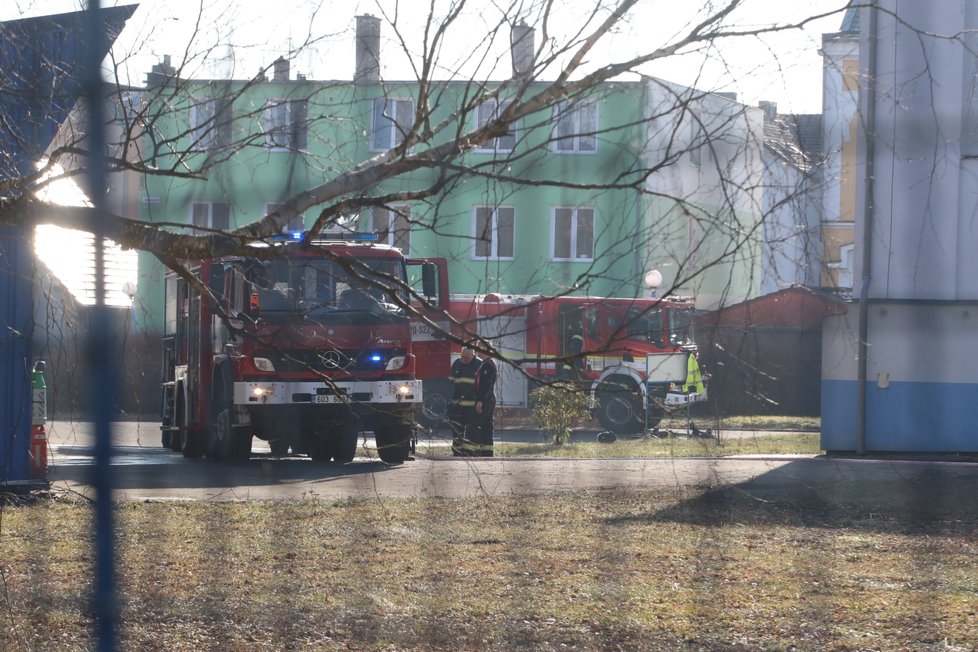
[0,227,33,482]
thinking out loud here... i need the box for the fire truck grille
[259,349,389,373]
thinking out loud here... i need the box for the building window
[551,207,594,261]
[371,98,414,151]
[473,205,515,259]
[552,100,597,153]
[191,201,230,230]
[263,99,307,149]
[190,97,232,150]
[474,99,517,152]
[265,203,304,232]
[367,205,411,252]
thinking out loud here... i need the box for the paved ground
[41,421,978,511]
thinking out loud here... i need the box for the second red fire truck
[415,293,706,433]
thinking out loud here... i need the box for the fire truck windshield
[625,306,665,346]
[669,308,695,346]
[251,256,407,320]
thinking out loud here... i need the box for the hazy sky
[4,0,849,113]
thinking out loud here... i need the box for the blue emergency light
[271,230,381,244]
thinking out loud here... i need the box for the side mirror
[421,263,438,299]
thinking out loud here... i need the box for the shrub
[530,382,592,445]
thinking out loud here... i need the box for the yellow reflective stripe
[452,377,476,384]
[452,400,476,407]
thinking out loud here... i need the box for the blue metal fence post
[1,6,136,646]
[84,2,117,648]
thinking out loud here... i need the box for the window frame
[550,206,595,262]
[471,205,516,260]
[370,97,414,152]
[262,98,308,150]
[552,100,598,154]
[367,205,412,253]
[473,99,517,153]
[190,201,230,231]
[189,97,232,151]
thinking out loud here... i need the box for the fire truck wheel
[374,425,412,465]
[596,381,644,434]
[307,421,357,463]
[308,440,327,461]
[207,406,233,461]
[419,390,449,429]
[228,428,252,460]
[333,422,359,463]
[180,428,205,458]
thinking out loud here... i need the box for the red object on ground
[30,423,47,480]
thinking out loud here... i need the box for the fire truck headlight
[385,355,406,371]
[254,357,276,372]
[252,386,272,398]
[397,384,412,397]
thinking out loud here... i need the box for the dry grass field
[1,482,975,651]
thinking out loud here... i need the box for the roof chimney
[273,57,290,81]
[146,54,177,86]
[511,20,534,79]
[355,14,381,83]
[758,100,778,122]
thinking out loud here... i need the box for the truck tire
[418,383,450,430]
[229,428,252,461]
[308,421,358,463]
[333,421,359,463]
[596,378,645,434]
[374,423,413,465]
[207,404,235,461]
[180,426,205,458]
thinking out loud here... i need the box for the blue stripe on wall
[821,379,978,452]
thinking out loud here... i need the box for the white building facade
[642,78,765,311]
[822,1,978,452]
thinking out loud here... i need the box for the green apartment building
[136,18,764,330]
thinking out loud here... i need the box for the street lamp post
[643,269,662,299]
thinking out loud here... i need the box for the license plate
[314,395,345,404]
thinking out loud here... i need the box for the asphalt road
[43,421,978,513]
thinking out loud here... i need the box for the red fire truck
[414,293,706,433]
[160,233,447,464]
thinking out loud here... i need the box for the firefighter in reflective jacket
[682,351,705,397]
[449,346,481,456]
[473,355,497,457]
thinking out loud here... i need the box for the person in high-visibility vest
[682,352,705,396]
[449,346,481,456]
